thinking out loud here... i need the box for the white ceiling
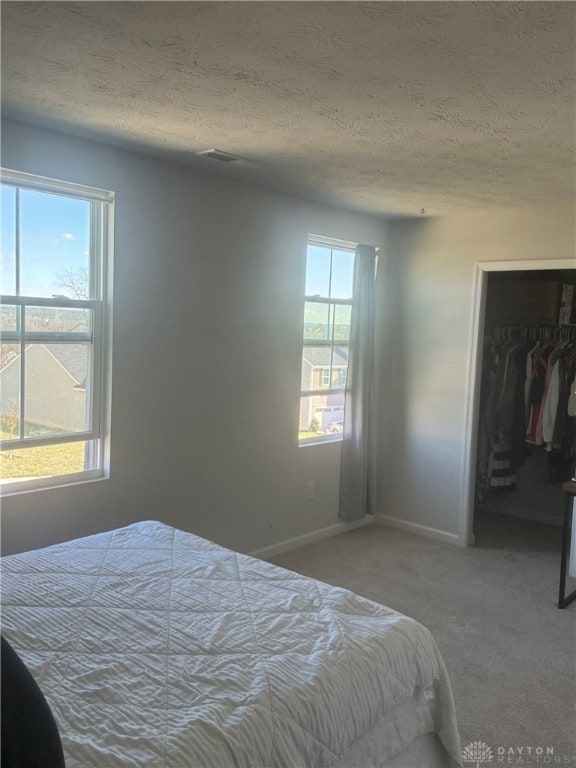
[2,1,575,218]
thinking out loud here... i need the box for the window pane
[303,302,333,341]
[330,249,354,299]
[299,395,323,439]
[301,345,333,390]
[298,394,345,441]
[332,346,349,389]
[25,306,91,336]
[0,341,20,371]
[20,189,90,299]
[332,367,348,389]
[305,244,330,297]
[0,344,21,440]
[1,304,19,333]
[0,439,93,481]
[24,343,90,437]
[333,304,351,341]
[1,185,16,295]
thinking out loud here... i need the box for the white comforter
[1,521,461,767]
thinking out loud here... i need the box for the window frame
[299,236,356,447]
[0,168,114,494]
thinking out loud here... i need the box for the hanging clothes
[476,326,576,506]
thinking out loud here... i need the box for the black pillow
[1,635,65,768]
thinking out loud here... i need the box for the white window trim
[0,168,114,495]
[308,234,358,251]
[299,236,355,446]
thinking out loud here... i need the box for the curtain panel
[339,244,377,521]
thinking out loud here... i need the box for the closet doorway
[461,260,576,546]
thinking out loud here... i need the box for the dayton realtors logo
[463,742,572,766]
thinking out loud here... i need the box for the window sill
[0,469,108,497]
[299,434,343,448]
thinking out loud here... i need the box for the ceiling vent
[195,149,239,163]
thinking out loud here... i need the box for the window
[299,237,355,444]
[0,169,113,492]
[319,367,331,388]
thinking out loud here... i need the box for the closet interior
[474,269,576,533]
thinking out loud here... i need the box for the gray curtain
[339,244,377,521]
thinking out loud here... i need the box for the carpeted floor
[270,511,576,764]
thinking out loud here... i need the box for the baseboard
[249,516,376,560]
[376,514,463,546]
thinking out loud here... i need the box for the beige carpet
[270,511,576,763]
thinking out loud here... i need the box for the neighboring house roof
[302,347,348,368]
[45,345,87,388]
[0,344,87,389]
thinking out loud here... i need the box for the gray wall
[0,120,388,555]
[375,206,575,543]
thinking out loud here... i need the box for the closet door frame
[460,259,575,546]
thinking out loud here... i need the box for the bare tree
[53,267,90,332]
[55,267,89,300]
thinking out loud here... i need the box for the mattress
[1,521,462,767]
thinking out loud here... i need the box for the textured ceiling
[2,2,575,217]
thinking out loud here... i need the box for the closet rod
[486,323,576,341]
[485,322,576,328]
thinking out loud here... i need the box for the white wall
[0,119,388,555]
[376,205,576,543]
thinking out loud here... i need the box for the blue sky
[305,244,354,300]
[1,185,90,298]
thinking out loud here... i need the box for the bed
[1,520,462,767]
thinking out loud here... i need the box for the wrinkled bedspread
[1,521,461,767]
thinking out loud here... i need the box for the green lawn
[299,431,322,441]
[0,432,85,479]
